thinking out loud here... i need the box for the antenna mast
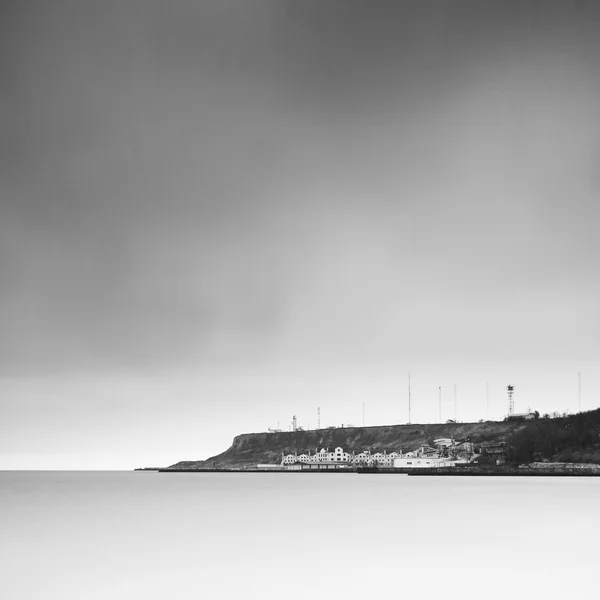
[454,384,457,422]
[408,372,411,424]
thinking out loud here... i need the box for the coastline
[149,464,600,476]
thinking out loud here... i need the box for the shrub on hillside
[507,409,600,464]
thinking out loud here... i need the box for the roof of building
[507,412,535,419]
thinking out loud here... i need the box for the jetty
[407,464,600,476]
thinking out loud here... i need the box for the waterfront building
[282,447,349,465]
[454,441,474,457]
[353,451,371,466]
[417,445,439,458]
[369,452,400,467]
[434,438,454,447]
[394,457,463,468]
[282,452,314,465]
[282,445,471,469]
[477,441,508,465]
[287,461,352,471]
[282,447,401,468]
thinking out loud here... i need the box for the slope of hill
[508,408,600,464]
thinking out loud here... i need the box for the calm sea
[1,471,598,599]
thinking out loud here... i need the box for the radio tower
[454,384,457,422]
[408,372,411,425]
[507,385,515,416]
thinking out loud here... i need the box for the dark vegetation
[506,408,600,464]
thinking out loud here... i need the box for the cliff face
[167,420,529,469]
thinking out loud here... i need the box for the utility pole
[438,386,442,423]
[408,372,412,424]
[454,384,457,422]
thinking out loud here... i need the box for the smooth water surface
[1,471,598,599]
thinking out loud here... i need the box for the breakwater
[407,465,600,476]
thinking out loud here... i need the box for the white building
[283,447,352,465]
[282,445,469,470]
[507,412,536,421]
[393,457,464,468]
[286,461,352,471]
[368,452,401,467]
[433,438,454,447]
[282,447,402,468]
[282,453,312,465]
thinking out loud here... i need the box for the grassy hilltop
[166,408,600,470]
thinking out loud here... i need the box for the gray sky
[2,0,600,469]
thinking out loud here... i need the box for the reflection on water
[1,471,598,599]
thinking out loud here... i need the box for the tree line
[506,408,600,464]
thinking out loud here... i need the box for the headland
[157,408,600,474]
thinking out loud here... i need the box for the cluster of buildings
[280,439,508,470]
[281,446,401,469]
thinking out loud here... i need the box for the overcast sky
[2,0,600,469]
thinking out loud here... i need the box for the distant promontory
[162,408,600,470]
